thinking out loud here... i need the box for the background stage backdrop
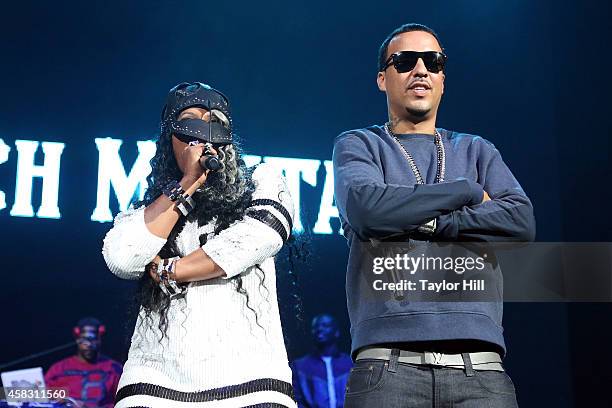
[1,1,611,407]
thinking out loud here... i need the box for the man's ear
[441,72,445,95]
[377,71,386,92]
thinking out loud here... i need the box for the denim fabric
[344,359,518,408]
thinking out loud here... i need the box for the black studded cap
[160,82,233,146]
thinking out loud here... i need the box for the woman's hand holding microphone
[178,141,218,192]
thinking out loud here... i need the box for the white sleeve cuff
[102,206,168,280]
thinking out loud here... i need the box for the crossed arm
[102,163,294,281]
[332,134,535,242]
[133,173,225,282]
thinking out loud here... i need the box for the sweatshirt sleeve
[44,361,61,386]
[101,205,167,280]
[333,132,484,240]
[435,141,536,242]
[201,163,295,279]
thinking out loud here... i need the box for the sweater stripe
[116,378,294,404]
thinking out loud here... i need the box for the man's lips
[407,81,431,90]
[407,82,431,96]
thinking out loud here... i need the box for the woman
[102,82,296,407]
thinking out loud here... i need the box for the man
[292,314,353,408]
[45,317,122,408]
[333,23,535,407]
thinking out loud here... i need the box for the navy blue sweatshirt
[332,125,536,357]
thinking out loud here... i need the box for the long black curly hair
[130,124,275,341]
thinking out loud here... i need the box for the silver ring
[188,140,200,146]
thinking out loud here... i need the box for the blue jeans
[344,359,518,408]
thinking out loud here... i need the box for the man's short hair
[378,23,445,72]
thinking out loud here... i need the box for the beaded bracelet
[155,256,187,299]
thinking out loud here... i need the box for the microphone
[200,154,222,171]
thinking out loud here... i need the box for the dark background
[0,1,611,406]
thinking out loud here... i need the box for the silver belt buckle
[423,352,445,366]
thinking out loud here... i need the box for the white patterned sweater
[102,163,297,408]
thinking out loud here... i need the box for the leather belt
[356,347,505,371]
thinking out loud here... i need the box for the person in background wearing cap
[44,317,123,408]
[102,82,296,407]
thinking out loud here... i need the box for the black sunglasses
[383,51,447,74]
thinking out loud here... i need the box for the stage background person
[44,317,122,408]
[292,314,352,408]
